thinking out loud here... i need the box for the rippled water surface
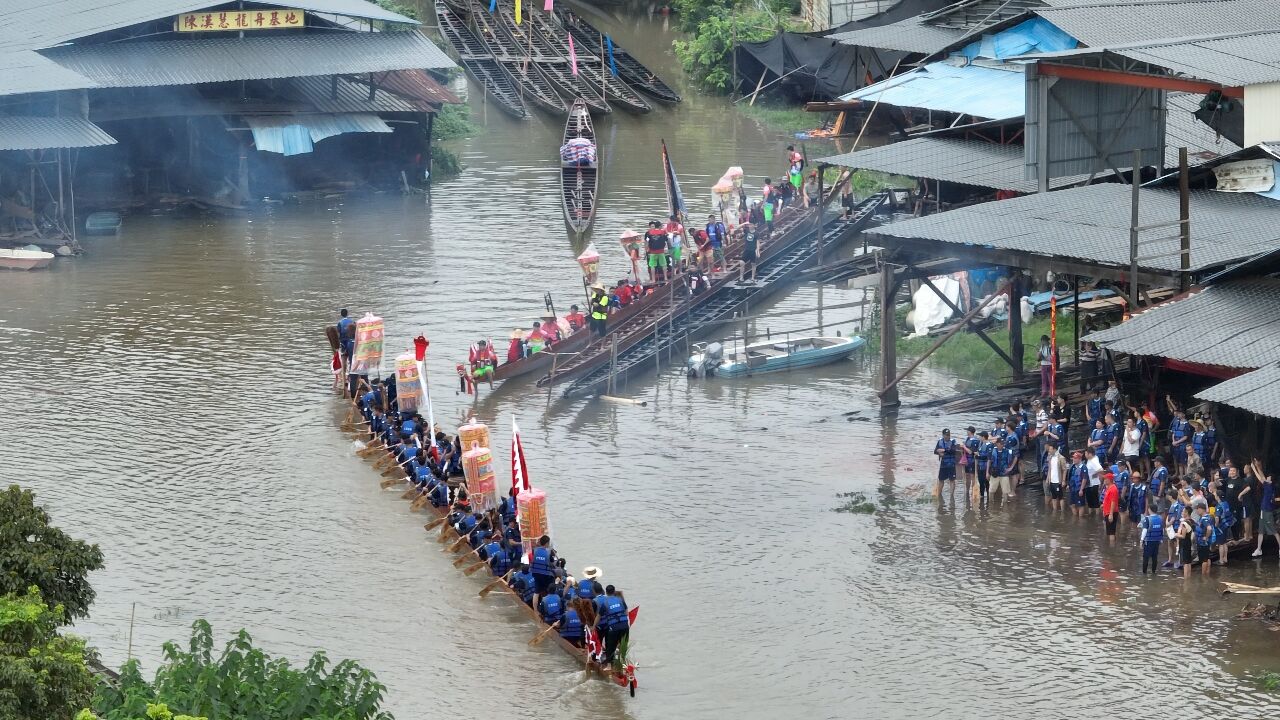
[3,8,1279,720]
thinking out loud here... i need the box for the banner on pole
[394,354,422,413]
[349,313,384,375]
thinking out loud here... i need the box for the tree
[0,485,105,623]
[0,586,97,720]
[92,621,393,720]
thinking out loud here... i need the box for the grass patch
[834,491,877,514]
[738,101,822,134]
[897,316,1078,389]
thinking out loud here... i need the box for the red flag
[627,606,639,626]
[585,627,601,658]
[511,416,531,492]
[544,0,553,10]
[330,351,342,374]
[568,33,579,76]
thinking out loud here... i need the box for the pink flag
[544,0,553,10]
[568,33,578,76]
[511,416,531,492]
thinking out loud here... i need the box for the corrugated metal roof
[1165,91,1240,165]
[353,68,461,109]
[870,182,1280,273]
[0,115,116,149]
[37,30,454,90]
[0,51,99,95]
[1086,280,1280,368]
[1117,32,1280,87]
[1036,0,1280,49]
[287,75,422,113]
[1195,362,1280,419]
[829,17,965,54]
[816,136,1089,191]
[0,1,417,53]
[839,60,1026,119]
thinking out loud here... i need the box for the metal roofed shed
[0,115,116,150]
[38,31,454,91]
[816,136,1089,191]
[0,0,418,53]
[839,61,1027,120]
[1196,362,1280,419]
[829,17,965,54]
[1032,0,1280,50]
[1085,279,1280,369]
[868,182,1280,279]
[245,113,392,155]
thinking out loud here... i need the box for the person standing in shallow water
[935,428,959,501]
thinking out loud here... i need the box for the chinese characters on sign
[176,9,304,32]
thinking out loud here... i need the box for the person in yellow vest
[589,283,610,337]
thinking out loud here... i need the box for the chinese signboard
[349,313,385,376]
[176,9,305,32]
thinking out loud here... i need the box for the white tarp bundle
[909,275,960,338]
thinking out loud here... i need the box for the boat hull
[0,250,54,270]
[716,336,865,377]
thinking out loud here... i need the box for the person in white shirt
[1120,417,1142,465]
[1045,442,1067,512]
[1084,447,1104,515]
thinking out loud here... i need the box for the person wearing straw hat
[589,283,610,337]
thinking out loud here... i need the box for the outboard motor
[687,341,725,378]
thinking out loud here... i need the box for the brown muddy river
[2,6,1278,719]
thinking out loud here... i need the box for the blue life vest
[1203,428,1217,456]
[963,436,980,467]
[1087,398,1105,424]
[1150,467,1167,495]
[414,463,433,484]
[1171,418,1188,443]
[540,593,564,624]
[482,540,501,562]
[1195,515,1216,546]
[457,514,478,534]
[560,609,584,639]
[1192,430,1206,456]
[511,571,535,603]
[430,482,448,507]
[499,496,517,523]
[598,595,629,631]
[1217,502,1235,529]
[1167,501,1185,528]
[1068,463,1085,490]
[1144,514,1164,542]
[936,438,958,468]
[976,441,993,468]
[504,525,521,544]
[531,546,554,577]
[1090,428,1105,448]
[470,528,491,549]
[576,579,597,601]
[490,548,511,575]
[1127,483,1147,516]
[1115,470,1130,495]
[401,419,418,437]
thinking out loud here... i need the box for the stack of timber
[435,2,529,118]
[544,194,888,397]
[557,10,681,104]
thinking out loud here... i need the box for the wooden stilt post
[1072,275,1081,373]
[1009,275,1024,381]
[878,261,899,408]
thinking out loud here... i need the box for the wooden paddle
[356,444,383,458]
[529,622,558,646]
[446,534,470,553]
[462,559,490,576]
[410,495,432,511]
[423,517,447,531]
[380,466,404,478]
[437,520,457,543]
[453,543,484,567]
[400,488,418,499]
[379,477,403,489]
[479,570,513,597]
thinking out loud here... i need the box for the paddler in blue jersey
[557,577,586,647]
[594,585,631,664]
[1139,502,1164,574]
[337,309,356,364]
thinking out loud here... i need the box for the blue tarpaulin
[246,113,393,156]
[959,17,1077,61]
[839,61,1027,120]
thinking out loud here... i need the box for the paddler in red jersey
[506,329,526,362]
[468,339,497,385]
[565,304,586,331]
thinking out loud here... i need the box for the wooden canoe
[362,443,637,693]
[558,14,681,104]
[435,2,528,119]
[561,99,598,235]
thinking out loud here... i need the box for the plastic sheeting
[840,61,1026,120]
[909,275,960,338]
[732,0,951,100]
[246,113,393,156]
[958,17,1077,62]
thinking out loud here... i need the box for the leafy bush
[0,586,97,720]
[0,485,105,622]
[674,11,781,92]
[91,620,393,720]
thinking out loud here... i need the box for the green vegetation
[89,621,392,720]
[0,485,105,623]
[834,491,877,514]
[736,102,815,133]
[1260,672,1280,692]
[0,587,98,720]
[672,0,803,92]
[896,316,1077,389]
[430,103,479,180]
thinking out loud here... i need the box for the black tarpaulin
[732,0,953,101]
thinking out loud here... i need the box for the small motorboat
[689,335,865,378]
[84,211,122,236]
[0,247,55,270]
